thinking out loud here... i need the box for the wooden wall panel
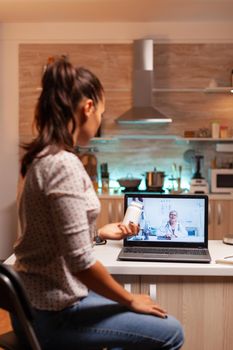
[154,44,233,88]
[19,43,233,185]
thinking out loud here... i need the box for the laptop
[118,193,211,263]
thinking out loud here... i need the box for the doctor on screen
[158,210,188,239]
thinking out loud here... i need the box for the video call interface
[127,196,206,243]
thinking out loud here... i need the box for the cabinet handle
[217,203,222,225]
[149,284,157,301]
[124,283,131,293]
[108,201,113,223]
[208,203,211,225]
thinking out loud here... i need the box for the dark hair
[20,57,104,177]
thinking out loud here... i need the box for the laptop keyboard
[124,247,208,255]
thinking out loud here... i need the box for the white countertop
[93,240,233,276]
[5,240,233,277]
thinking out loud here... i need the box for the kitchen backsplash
[19,43,233,190]
[82,140,231,191]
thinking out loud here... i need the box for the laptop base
[118,248,211,263]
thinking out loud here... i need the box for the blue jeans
[12,291,184,350]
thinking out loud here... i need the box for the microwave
[210,169,233,193]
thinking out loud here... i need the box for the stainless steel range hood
[116,39,172,124]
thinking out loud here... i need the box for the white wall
[0,20,233,259]
[0,32,18,259]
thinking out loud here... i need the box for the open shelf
[116,135,180,140]
[152,87,233,94]
[204,87,233,94]
[91,135,181,142]
[152,88,203,93]
[184,137,233,142]
[90,136,233,143]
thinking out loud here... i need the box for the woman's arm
[77,260,167,318]
[97,222,139,240]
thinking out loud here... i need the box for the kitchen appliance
[209,168,233,193]
[117,177,142,190]
[116,39,172,125]
[189,155,209,194]
[190,178,209,194]
[145,169,165,191]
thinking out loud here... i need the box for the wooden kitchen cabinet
[208,199,233,239]
[96,197,124,229]
[140,275,233,350]
[113,275,140,294]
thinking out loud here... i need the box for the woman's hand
[98,222,139,240]
[129,294,167,319]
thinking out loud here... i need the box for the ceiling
[0,0,232,23]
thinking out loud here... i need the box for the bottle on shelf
[211,121,220,138]
[79,151,98,192]
[220,125,229,139]
[100,163,109,194]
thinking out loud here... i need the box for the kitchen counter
[96,240,233,350]
[93,240,233,276]
[98,192,233,200]
[5,240,233,276]
[4,241,233,350]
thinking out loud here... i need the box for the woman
[12,57,184,349]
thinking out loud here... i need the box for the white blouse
[14,150,100,311]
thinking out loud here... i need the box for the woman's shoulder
[55,150,80,162]
[41,150,81,166]
[36,150,85,177]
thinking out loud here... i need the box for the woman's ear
[79,99,94,125]
[83,99,95,118]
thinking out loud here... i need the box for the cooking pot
[117,177,142,189]
[145,171,165,189]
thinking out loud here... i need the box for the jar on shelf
[220,125,229,139]
[211,121,220,138]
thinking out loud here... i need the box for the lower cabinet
[96,197,124,228]
[113,275,140,294]
[140,275,233,350]
[208,199,233,239]
[113,274,233,350]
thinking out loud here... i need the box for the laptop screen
[124,193,208,247]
